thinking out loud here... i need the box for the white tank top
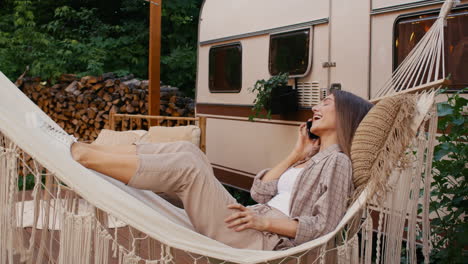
[267,167,303,216]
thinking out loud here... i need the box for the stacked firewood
[17,73,195,142]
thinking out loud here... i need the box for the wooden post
[199,116,207,153]
[148,0,162,121]
[109,111,116,130]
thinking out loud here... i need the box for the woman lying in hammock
[70,90,373,250]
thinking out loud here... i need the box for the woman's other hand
[291,122,320,161]
[225,204,269,232]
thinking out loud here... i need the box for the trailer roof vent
[296,82,322,107]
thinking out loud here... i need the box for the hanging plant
[248,72,293,121]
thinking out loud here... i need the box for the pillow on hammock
[138,125,201,147]
[351,94,416,197]
[92,129,147,145]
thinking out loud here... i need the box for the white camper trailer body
[195,0,468,190]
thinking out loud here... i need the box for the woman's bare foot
[71,142,89,167]
[70,142,137,184]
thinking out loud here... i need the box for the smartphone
[306,121,319,140]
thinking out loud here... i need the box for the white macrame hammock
[0,1,458,263]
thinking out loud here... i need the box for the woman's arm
[261,123,319,182]
[227,153,353,243]
[225,204,298,238]
[263,218,298,238]
[260,152,300,182]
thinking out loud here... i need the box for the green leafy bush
[161,45,197,97]
[0,0,148,81]
[430,88,467,263]
[160,0,201,96]
[0,0,202,96]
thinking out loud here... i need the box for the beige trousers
[128,141,289,250]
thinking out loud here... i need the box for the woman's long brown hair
[331,90,373,156]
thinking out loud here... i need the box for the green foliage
[0,1,49,79]
[160,0,201,96]
[430,88,468,263]
[0,0,202,96]
[224,186,256,206]
[248,73,289,121]
[161,45,197,97]
[17,174,46,191]
[0,0,149,81]
[17,174,36,191]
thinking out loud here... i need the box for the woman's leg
[72,142,274,249]
[87,141,212,169]
[129,150,271,250]
[135,141,211,168]
[74,142,137,155]
[71,143,137,184]
[75,141,202,157]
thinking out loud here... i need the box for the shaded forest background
[0,0,202,96]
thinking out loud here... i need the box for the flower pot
[269,85,298,115]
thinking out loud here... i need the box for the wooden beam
[112,113,198,121]
[148,0,162,118]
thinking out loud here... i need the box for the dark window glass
[394,9,468,90]
[209,43,242,92]
[269,29,310,76]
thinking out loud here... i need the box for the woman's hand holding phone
[291,122,320,162]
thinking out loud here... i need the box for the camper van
[195,0,468,191]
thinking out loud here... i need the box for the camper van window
[209,43,242,93]
[394,8,468,91]
[269,29,310,76]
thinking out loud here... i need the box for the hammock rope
[371,0,459,103]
